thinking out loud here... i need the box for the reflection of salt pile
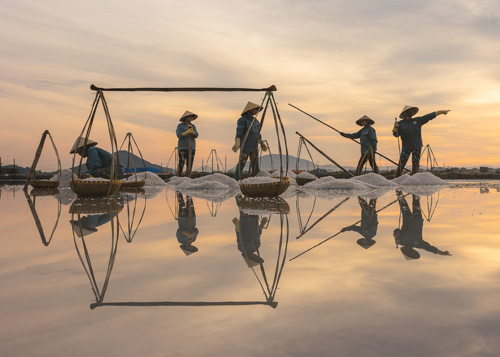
[393,172,448,186]
[169,173,240,202]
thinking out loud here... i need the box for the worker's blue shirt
[86,146,119,175]
[176,122,198,151]
[235,114,261,153]
[393,112,436,151]
[345,125,377,154]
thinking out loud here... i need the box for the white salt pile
[393,172,448,186]
[175,173,239,190]
[241,177,280,185]
[270,169,297,179]
[353,173,398,187]
[303,176,375,191]
[126,172,167,187]
[297,172,316,179]
[51,169,77,188]
[256,170,272,177]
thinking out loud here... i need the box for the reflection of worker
[394,191,450,260]
[232,102,268,181]
[233,210,268,267]
[70,137,124,179]
[176,192,199,255]
[341,197,378,249]
[176,111,199,177]
[70,214,115,237]
[393,106,450,177]
[340,115,379,176]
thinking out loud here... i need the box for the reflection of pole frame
[421,144,439,172]
[118,193,147,242]
[204,149,226,173]
[72,212,120,304]
[296,197,350,239]
[89,208,289,310]
[238,91,288,181]
[165,188,179,220]
[422,191,440,222]
[206,200,222,217]
[24,189,62,246]
[119,133,147,182]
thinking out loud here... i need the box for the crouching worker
[393,105,450,177]
[340,115,379,175]
[232,101,267,181]
[70,137,124,179]
[176,110,199,177]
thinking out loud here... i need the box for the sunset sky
[1,0,499,171]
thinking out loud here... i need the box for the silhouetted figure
[233,206,268,266]
[176,111,199,177]
[341,197,378,249]
[394,191,450,259]
[176,192,199,255]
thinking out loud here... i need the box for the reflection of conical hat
[70,219,98,238]
[180,245,198,255]
[355,115,375,126]
[242,253,264,268]
[179,110,198,122]
[70,137,98,154]
[399,105,419,119]
[241,102,263,115]
[401,246,420,260]
[356,238,376,249]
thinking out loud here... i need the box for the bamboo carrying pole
[289,104,409,172]
[91,84,277,92]
[296,131,354,177]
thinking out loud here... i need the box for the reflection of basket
[70,180,122,197]
[296,177,316,186]
[120,179,146,189]
[69,197,123,214]
[31,188,60,197]
[240,177,290,198]
[239,197,290,214]
[31,180,60,189]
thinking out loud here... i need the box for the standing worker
[231,101,267,181]
[340,115,379,176]
[176,110,199,177]
[393,105,450,178]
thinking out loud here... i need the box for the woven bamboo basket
[69,197,123,214]
[30,179,60,189]
[70,179,122,197]
[239,197,290,214]
[31,188,60,197]
[120,179,146,189]
[296,177,316,186]
[239,177,290,198]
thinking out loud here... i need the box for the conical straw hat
[70,137,98,154]
[355,115,375,126]
[241,102,263,115]
[400,246,420,260]
[399,105,419,119]
[179,110,198,122]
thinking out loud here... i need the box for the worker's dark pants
[178,149,195,177]
[356,150,379,176]
[395,148,421,178]
[234,151,259,181]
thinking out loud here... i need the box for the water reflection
[176,192,199,255]
[24,188,62,246]
[341,197,378,249]
[394,190,451,259]
[118,191,147,243]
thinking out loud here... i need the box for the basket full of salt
[70,179,122,197]
[239,177,290,198]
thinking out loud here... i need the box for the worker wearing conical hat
[232,101,268,181]
[70,136,124,179]
[340,115,379,176]
[393,191,451,259]
[176,110,199,177]
[393,105,450,177]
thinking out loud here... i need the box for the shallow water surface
[1,182,500,357]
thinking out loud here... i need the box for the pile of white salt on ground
[168,173,240,202]
[125,172,167,187]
